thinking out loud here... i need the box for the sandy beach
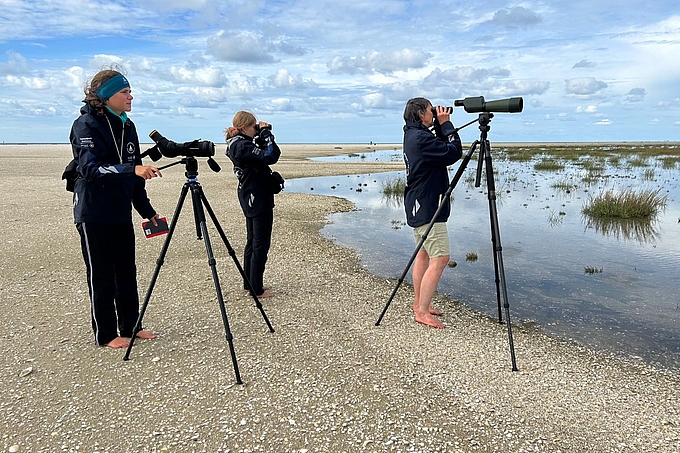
[1,143,679,452]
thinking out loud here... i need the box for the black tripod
[375,113,518,372]
[123,156,275,384]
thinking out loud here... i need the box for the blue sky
[1,0,679,144]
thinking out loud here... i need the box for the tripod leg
[124,183,190,361]
[479,140,503,323]
[199,191,275,333]
[191,184,243,384]
[376,141,478,325]
[481,139,519,372]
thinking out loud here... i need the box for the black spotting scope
[454,96,523,114]
[148,130,215,158]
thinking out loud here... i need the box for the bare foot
[255,289,274,299]
[135,330,156,340]
[105,336,131,349]
[245,286,269,293]
[413,306,443,316]
[415,312,445,329]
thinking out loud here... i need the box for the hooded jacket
[225,128,281,218]
[70,102,155,223]
[403,120,462,228]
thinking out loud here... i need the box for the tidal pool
[285,146,680,373]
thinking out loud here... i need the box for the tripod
[375,113,518,372]
[123,156,275,384]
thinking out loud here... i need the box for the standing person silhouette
[225,111,281,299]
[402,98,462,328]
[70,68,162,348]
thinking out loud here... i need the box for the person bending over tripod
[70,68,162,349]
[402,98,462,329]
[225,111,282,299]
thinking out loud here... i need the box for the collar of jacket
[105,106,128,124]
[404,121,428,131]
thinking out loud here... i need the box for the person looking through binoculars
[69,68,162,348]
[225,111,282,299]
[402,98,463,329]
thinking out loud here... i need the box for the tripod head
[155,155,221,180]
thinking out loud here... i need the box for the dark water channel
[284,146,680,374]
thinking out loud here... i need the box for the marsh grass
[502,143,680,163]
[582,188,668,219]
[533,158,564,171]
[551,179,577,192]
[381,175,406,197]
[627,156,649,168]
[548,210,566,227]
[578,158,606,173]
[505,148,535,162]
[584,266,603,274]
[465,252,478,262]
[642,168,656,181]
[660,156,680,169]
[390,219,406,230]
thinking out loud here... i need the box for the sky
[0,0,679,144]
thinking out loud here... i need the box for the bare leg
[413,250,449,316]
[412,250,428,313]
[413,254,449,329]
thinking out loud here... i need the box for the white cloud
[207,31,276,64]
[328,49,432,75]
[0,51,30,75]
[572,59,597,69]
[361,93,390,109]
[576,105,598,113]
[269,69,316,90]
[0,0,679,142]
[565,77,608,97]
[267,98,293,111]
[487,6,542,29]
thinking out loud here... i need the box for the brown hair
[83,65,126,116]
[224,110,257,140]
[403,97,431,123]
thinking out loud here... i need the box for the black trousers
[243,209,273,295]
[77,222,141,345]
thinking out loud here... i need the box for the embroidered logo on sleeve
[79,137,95,148]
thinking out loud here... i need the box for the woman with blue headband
[69,68,162,348]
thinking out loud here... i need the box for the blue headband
[95,74,130,100]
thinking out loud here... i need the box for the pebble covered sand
[1,144,679,452]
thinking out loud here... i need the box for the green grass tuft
[582,188,668,219]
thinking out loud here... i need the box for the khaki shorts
[413,222,450,258]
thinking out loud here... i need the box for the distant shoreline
[2,141,679,147]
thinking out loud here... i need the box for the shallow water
[285,147,680,373]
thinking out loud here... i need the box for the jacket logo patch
[126,142,136,154]
[79,137,95,148]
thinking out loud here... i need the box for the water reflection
[583,216,662,243]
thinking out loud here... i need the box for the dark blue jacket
[70,102,155,223]
[403,121,462,228]
[225,129,281,218]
